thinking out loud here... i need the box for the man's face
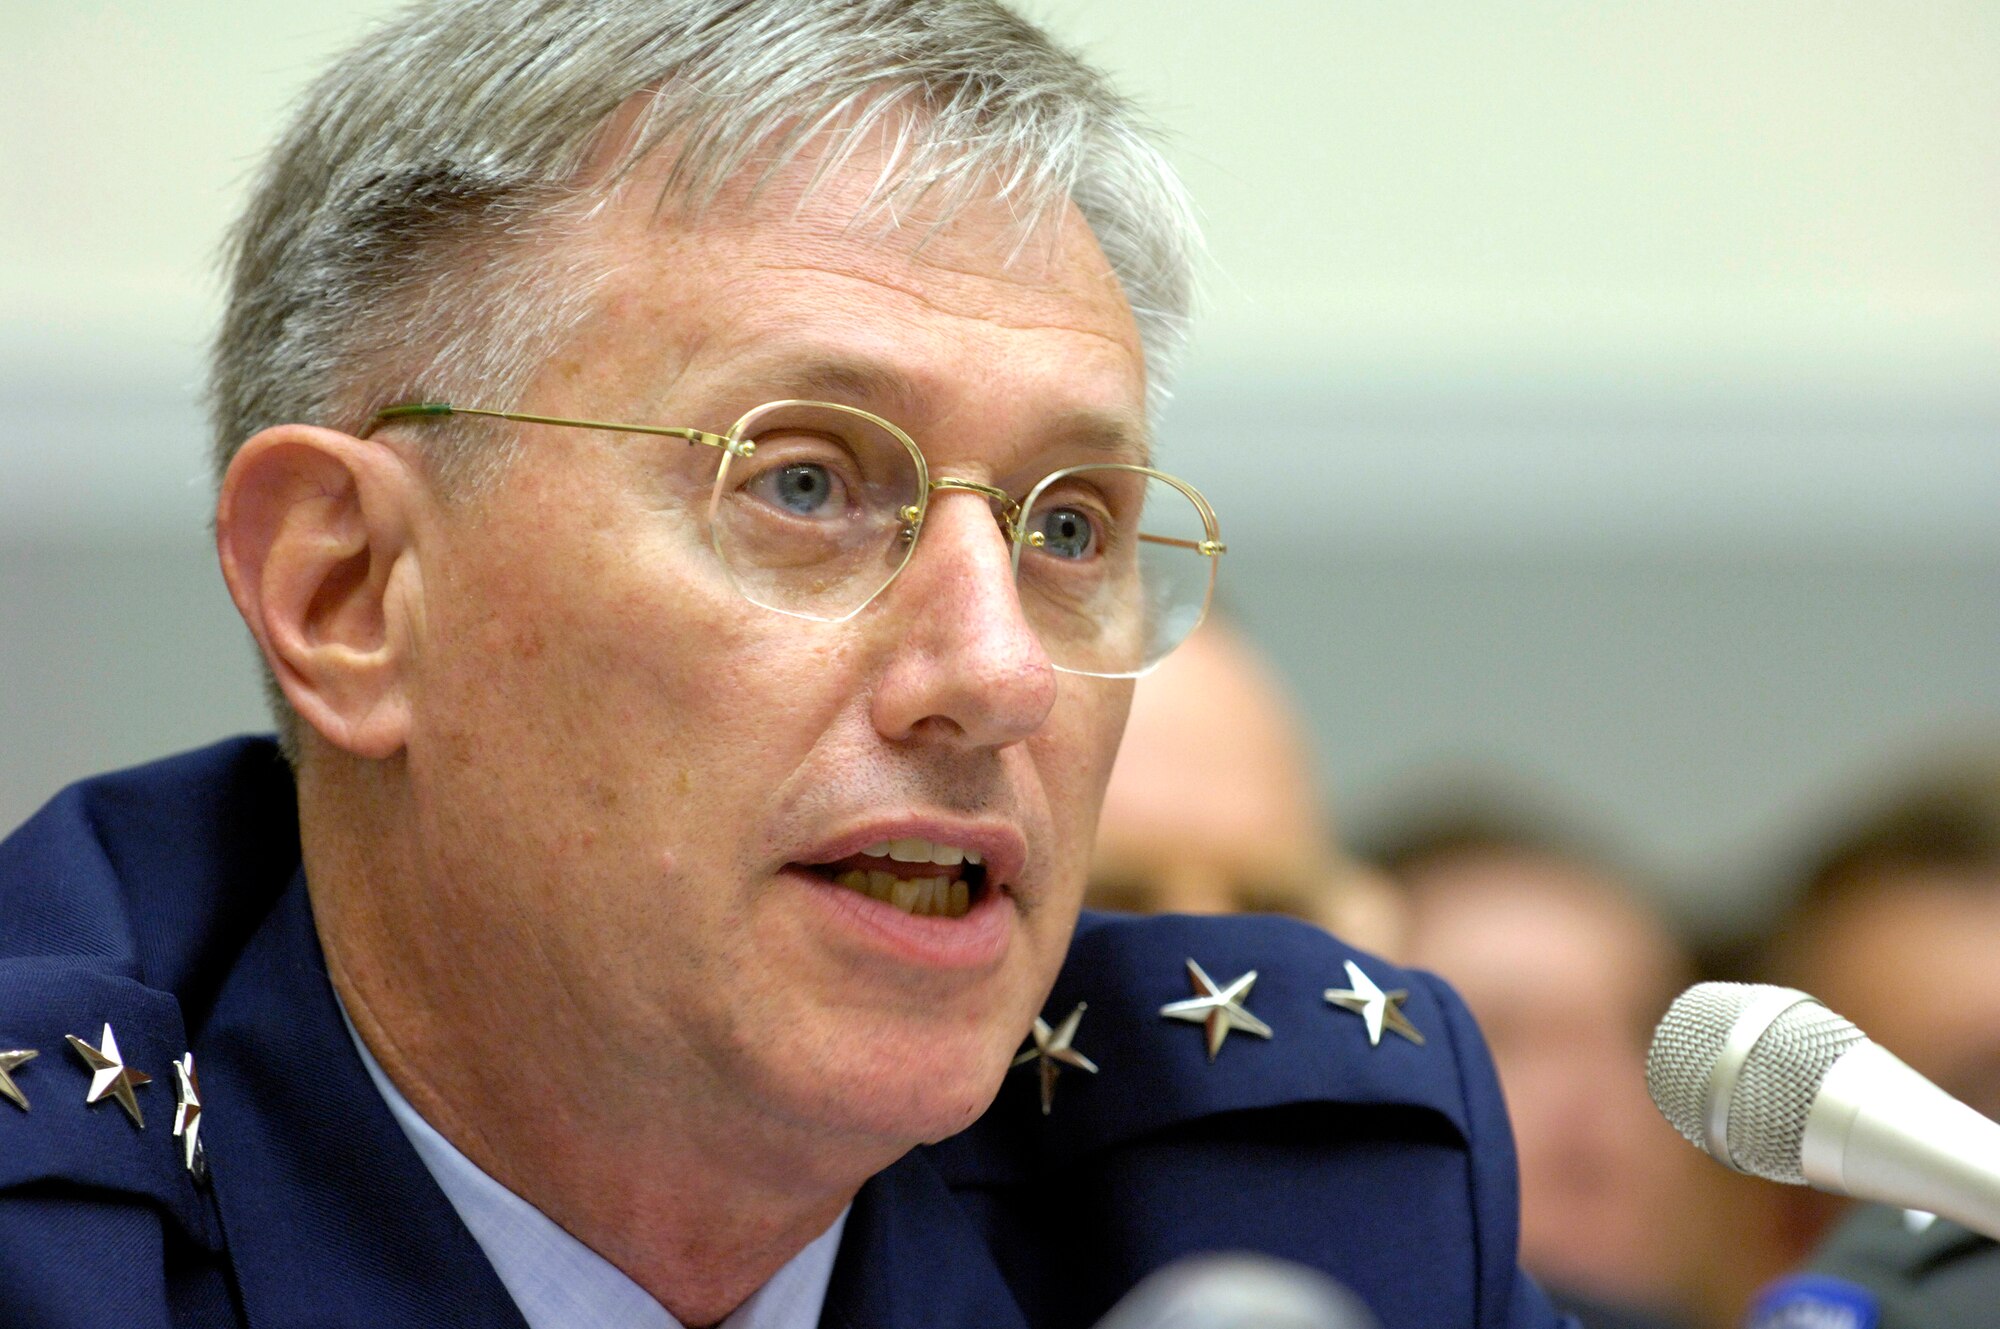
[394,158,1148,1160]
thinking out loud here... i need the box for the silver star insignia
[66,1023,153,1128]
[0,1048,37,1112]
[1160,959,1273,1060]
[1011,1002,1099,1115]
[1324,959,1425,1047]
[172,1053,207,1182]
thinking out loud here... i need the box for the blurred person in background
[1759,752,2000,1121]
[1744,751,2000,1328]
[1088,616,1404,953]
[1380,808,1704,1329]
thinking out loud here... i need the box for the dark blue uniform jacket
[0,739,1568,1329]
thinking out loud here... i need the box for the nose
[868,488,1058,749]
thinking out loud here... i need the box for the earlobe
[216,425,426,760]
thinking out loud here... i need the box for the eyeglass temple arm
[1138,531,1227,557]
[366,403,752,456]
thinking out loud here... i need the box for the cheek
[416,508,871,862]
[409,515,726,869]
[1031,681,1132,875]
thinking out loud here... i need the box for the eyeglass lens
[706,401,1213,676]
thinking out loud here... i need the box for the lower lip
[785,866,1015,970]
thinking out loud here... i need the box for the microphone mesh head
[1646,981,1757,1150]
[1646,981,1869,1184]
[1728,1001,1866,1183]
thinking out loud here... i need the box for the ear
[215,425,428,760]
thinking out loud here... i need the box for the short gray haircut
[209,0,1202,493]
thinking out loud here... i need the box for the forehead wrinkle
[747,260,1138,352]
[596,200,1149,465]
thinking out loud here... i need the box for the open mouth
[798,837,989,920]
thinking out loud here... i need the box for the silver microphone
[1091,1255,1379,1329]
[1646,980,2000,1241]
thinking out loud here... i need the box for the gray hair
[209,0,1202,494]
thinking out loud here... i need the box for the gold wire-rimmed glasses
[367,398,1225,678]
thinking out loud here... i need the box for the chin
[779,1019,1016,1149]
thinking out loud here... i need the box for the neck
[298,759,889,1326]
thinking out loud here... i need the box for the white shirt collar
[341,1007,848,1329]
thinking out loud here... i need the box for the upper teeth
[864,838,982,867]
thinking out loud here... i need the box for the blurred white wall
[3,2,1996,935]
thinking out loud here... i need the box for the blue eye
[751,462,840,516]
[1030,506,1098,559]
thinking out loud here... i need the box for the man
[0,4,1566,1327]
[1088,617,1404,951]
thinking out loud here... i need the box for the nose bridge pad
[903,478,1023,548]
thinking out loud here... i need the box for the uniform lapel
[197,871,528,1328]
[819,1148,1031,1329]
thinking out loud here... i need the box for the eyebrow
[1040,406,1152,467]
[734,353,1152,468]
[774,356,926,417]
